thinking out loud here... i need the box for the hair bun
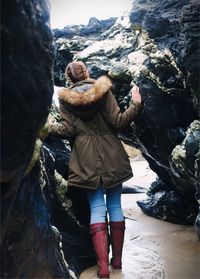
[65,61,88,84]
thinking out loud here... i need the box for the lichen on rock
[54,169,73,212]
[171,145,186,171]
[52,0,200,227]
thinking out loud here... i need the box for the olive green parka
[49,76,141,190]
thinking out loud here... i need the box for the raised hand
[131,85,142,105]
[47,114,55,126]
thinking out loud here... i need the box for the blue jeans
[87,182,124,224]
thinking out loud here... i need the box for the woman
[49,61,142,278]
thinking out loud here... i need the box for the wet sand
[80,160,200,279]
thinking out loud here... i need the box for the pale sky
[49,0,133,29]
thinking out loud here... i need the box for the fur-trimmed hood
[57,76,112,118]
[58,76,112,106]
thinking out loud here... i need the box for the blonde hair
[65,61,89,84]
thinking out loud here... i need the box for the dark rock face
[129,0,200,113]
[53,41,74,87]
[1,157,75,278]
[80,17,117,36]
[128,0,200,224]
[53,0,200,226]
[41,145,96,274]
[53,17,117,86]
[1,0,54,183]
[137,178,197,225]
[1,0,82,278]
[43,106,96,273]
[3,1,199,277]
[53,17,117,39]
[1,0,53,233]
[195,209,200,239]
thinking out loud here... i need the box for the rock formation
[1,0,94,278]
[1,0,200,277]
[53,17,117,86]
[53,0,200,229]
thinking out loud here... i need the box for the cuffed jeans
[87,182,124,224]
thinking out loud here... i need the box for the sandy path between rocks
[80,160,200,279]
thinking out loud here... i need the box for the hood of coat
[57,76,112,119]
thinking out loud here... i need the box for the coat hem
[68,183,99,190]
[68,173,133,190]
[104,174,133,189]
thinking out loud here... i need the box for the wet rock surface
[53,17,117,86]
[41,146,96,275]
[53,0,200,225]
[1,0,86,278]
[1,0,54,183]
[2,0,200,277]
[1,156,75,278]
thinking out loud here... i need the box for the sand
[80,160,200,279]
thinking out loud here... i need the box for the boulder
[53,0,200,225]
[1,0,89,277]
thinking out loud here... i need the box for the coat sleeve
[48,120,74,139]
[48,109,74,139]
[102,90,141,129]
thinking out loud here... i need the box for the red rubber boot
[110,221,125,269]
[90,223,110,278]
